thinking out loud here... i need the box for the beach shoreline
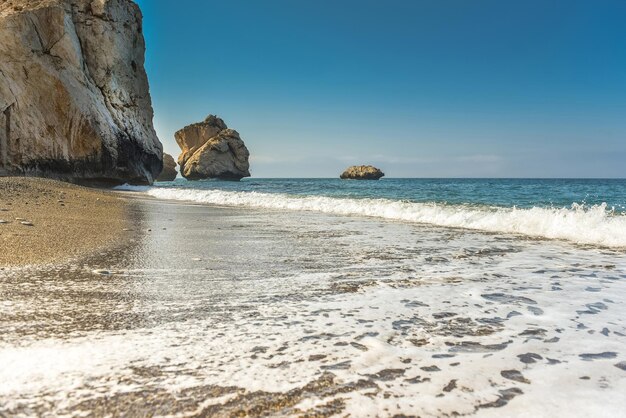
[1,184,625,416]
[0,177,135,268]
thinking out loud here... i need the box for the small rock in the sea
[15,217,25,221]
[0,208,8,211]
[20,221,34,226]
[340,165,384,180]
[177,115,250,180]
[92,269,112,275]
[0,219,8,224]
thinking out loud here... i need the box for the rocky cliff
[340,165,385,180]
[156,152,177,181]
[175,115,250,181]
[0,0,162,184]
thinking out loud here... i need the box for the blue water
[156,178,626,213]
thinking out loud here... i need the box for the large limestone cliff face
[175,115,250,181]
[0,0,162,184]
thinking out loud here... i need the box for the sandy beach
[0,177,131,267]
[1,0,624,415]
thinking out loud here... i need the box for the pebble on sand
[20,221,34,226]
[92,269,112,275]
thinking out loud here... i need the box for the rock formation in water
[156,153,177,181]
[175,115,250,181]
[0,0,162,184]
[340,165,385,180]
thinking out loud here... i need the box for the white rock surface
[0,0,162,184]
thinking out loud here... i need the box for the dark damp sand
[0,177,131,267]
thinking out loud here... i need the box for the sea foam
[117,186,626,248]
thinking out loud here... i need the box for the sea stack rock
[175,115,250,181]
[340,165,385,180]
[156,153,177,181]
[0,0,162,184]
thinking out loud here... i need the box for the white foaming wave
[116,185,626,248]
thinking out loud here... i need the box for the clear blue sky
[135,0,626,178]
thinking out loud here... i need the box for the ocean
[126,178,626,248]
[2,178,625,416]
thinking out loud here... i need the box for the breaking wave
[117,185,626,248]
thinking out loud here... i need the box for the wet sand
[0,196,625,417]
[0,177,131,267]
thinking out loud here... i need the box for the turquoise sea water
[120,178,626,247]
[155,178,626,212]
